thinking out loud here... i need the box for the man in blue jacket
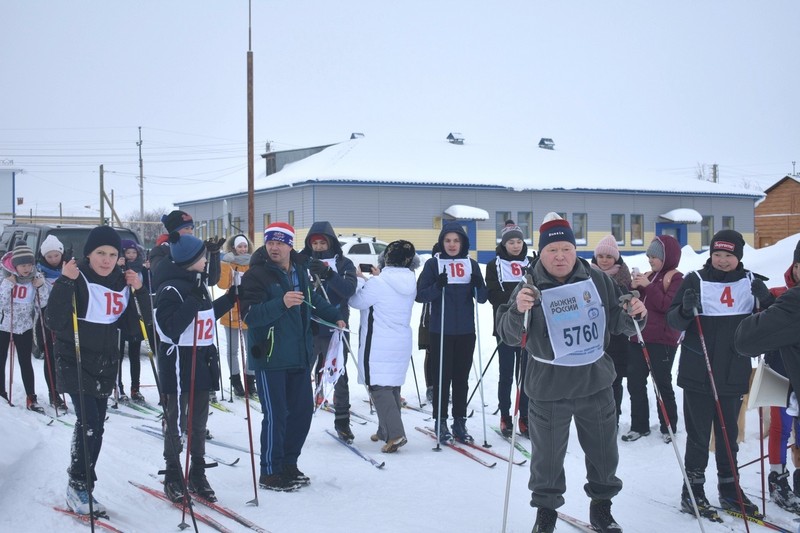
[240,222,344,492]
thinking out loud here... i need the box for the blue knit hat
[169,232,206,268]
[538,212,576,252]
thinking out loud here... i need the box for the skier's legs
[528,397,572,510]
[574,387,623,501]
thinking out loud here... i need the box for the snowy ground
[2,233,800,533]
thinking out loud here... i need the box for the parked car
[338,234,388,269]
[0,223,140,261]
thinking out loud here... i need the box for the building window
[701,216,714,249]
[208,219,216,239]
[288,210,295,228]
[517,211,533,242]
[573,213,587,245]
[218,217,225,237]
[611,214,625,244]
[263,213,271,232]
[433,216,442,230]
[630,214,644,245]
[233,217,242,234]
[496,211,512,241]
[722,216,734,230]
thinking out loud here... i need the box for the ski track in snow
[3,235,800,532]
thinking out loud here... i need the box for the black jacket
[48,261,152,397]
[485,243,533,338]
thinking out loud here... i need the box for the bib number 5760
[563,324,599,346]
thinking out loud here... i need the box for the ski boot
[208,391,218,404]
[51,394,69,414]
[188,460,217,502]
[231,374,246,397]
[436,418,453,444]
[130,386,145,403]
[245,374,258,400]
[719,482,763,519]
[335,418,355,443]
[518,416,529,438]
[26,394,45,414]
[451,417,474,444]
[283,464,311,486]
[532,507,557,533]
[163,463,186,503]
[589,499,622,532]
[500,415,513,438]
[621,429,650,442]
[258,472,301,492]
[769,470,800,513]
[117,385,129,402]
[66,481,106,516]
[680,484,721,522]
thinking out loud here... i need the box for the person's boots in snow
[230,374,245,397]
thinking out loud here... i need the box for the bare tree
[125,207,169,249]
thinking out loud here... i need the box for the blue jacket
[240,247,341,371]
[416,222,488,335]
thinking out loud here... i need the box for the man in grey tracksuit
[496,213,647,533]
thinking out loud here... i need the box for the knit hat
[161,210,194,234]
[710,229,745,261]
[121,239,138,252]
[11,242,35,267]
[264,222,295,248]
[83,226,121,257]
[794,239,800,264]
[538,212,576,252]
[308,233,329,246]
[594,234,620,260]
[169,232,206,268]
[234,235,249,248]
[384,240,416,268]
[646,238,665,261]
[500,220,525,246]
[39,234,64,256]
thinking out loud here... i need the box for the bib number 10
[563,323,599,346]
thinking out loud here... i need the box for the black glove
[682,288,699,314]
[227,283,238,299]
[436,271,448,289]
[204,237,225,253]
[751,279,769,301]
[308,258,332,280]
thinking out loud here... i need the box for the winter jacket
[217,243,251,329]
[0,252,50,335]
[150,237,221,287]
[590,255,631,367]
[630,235,683,346]
[154,259,234,394]
[119,244,149,341]
[349,266,417,387]
[668,260,758,396]
[496,257,645,402]
[47,260,151,398]
[239,247,341,372]
[299,221,358,330]
[486,243,534,338]
[754,262,797,376]
[416,222,488,335]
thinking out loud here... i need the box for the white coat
[349,266,417,387]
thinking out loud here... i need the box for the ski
[132,426,241,466]
[124,397,163,415]
[319,403,368,425]
[210,401,234,413]
[41,405,75,427]
[557,511,598,532]
[53,506,125,533]
[414,427,496,468]
[325,429,385,469]
[128,480,236,533]
[491,426,532,460]
[106,405,155,421]
[402,404,432,416]
[456,436,527,465]
[714,506,795,532]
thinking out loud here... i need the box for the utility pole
[246,0,255,242]
[711,163,718,183]
[99,164,105,225]
[137,127,144,242]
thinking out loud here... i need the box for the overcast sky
[2,1,798,220]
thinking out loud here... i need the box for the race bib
[437,258,472,284]
[80,273,130,325]
[496,258,528,283]
[156,307,217,347]
[11,283,35,305]
[699,276,754,316]
[537,279,606,367]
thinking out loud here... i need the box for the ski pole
[473,287,490,448]
[466,345,498,408]
[7,285,16,406]
[434,267,446,452]
[693,308,748,532]
[180,309,200,528]
[410,354,424,408]
[623,293,705,532]
[71,293,96,532]
[35,290,59,416]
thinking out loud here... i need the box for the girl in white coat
[349,240,419,453]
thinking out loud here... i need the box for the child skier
[36,234,67,412]
[153,232,235,503]
[116,239,149,402]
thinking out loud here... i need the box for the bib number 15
[563,324,599,346]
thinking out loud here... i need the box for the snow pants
[0,329,35,397]
[683,390,742,485]
[528,387,622,510]
[428,332,475,422]
[67,394,108,487]
[627,342,678,435]
[497,341,529,418]
[256,367,313,475]
[162,390,209,465]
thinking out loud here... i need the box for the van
[0,223,140,261]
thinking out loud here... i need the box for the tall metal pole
[246,0,255,243]
[137,126,144,242]
[99,164,105,225]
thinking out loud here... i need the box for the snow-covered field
[2,233,800,533]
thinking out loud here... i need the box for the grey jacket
[496,257,645,401]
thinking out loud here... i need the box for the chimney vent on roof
[350,132,365,139]
[447,132,465,145]
[538,138,555,150]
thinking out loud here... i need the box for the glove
[227,283,238,299]
[751,279,770,302]
[308,258,332,280]
[436,271,448,289]
[204,237,226,253]
[682,288,699,314]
